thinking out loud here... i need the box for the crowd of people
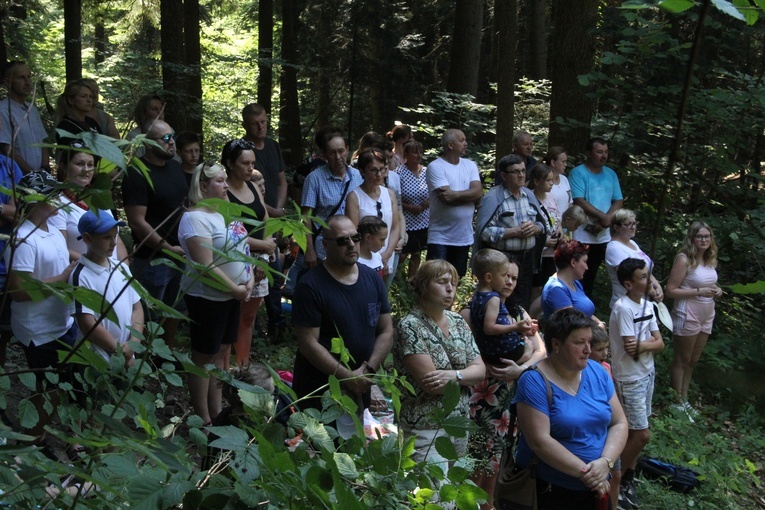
[0,61,725,509]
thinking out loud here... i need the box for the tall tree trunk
[279,0,303,168]
[476,2,494,103]
[64,0,82,82]
[94,14,106,66]
[0,9,7,69]
[495,0,517,158]
[160,0,185,131]
[257,0,274,115]
[446,0,484,96]
[528,0,546,80]
[184,0,203,136]
[548,0,598,156]
[315,5,332,129]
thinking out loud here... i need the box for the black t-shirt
[55,116,102,146]
[227,181,266,241]
[253,138,286,208]
[291,264,391,410]
[121,157,189,259]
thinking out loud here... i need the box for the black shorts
[185,295,240,355]
[403,228,428,255]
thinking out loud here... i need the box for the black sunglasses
[376,201,382,218]
[324,233,362,246]
[152,133,176,143]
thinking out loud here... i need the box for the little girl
[589,323,621,510]
[357,216,388,278]
[561,204,587,242]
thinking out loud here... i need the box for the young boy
[561,204,586,242]
[70,210,143,367]
[469,248,534,366]
[609,258,665,510]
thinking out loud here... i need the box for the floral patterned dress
[467,301,527,475]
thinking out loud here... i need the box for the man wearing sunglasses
[292,215,393,438]
[122,119,189,348]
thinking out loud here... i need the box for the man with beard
[122,120,188,347]
[570,137,624,298]
[291,215,393,437]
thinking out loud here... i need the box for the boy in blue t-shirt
[608,258,664,510]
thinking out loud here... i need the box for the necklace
[549,358,581,395]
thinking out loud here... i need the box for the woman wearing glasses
[605,209,663,310]
[179,162,254,425]
[666,221,722,418]
[346,148,400,280]
[222,139,276,366]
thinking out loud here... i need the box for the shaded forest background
[3,0,765,396]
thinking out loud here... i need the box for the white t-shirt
[609,296,659,382]
[70,256,141,362]
[550,174,571,217]
[178,209,250,301]
[358,251,383,275]
[4,221,74,346]
[47,196,119,259]
[426,157,480,246]
[605,240,653,309]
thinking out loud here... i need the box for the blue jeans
[132,257,184,320]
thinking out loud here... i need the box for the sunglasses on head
[152,133,176,143]
[325,233,362,246]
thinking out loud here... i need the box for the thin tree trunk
[447,0,485,96]
[548,0,598,155]
[184,0,203,136]
[257,0,274,115]
[64,0,82,82]
[316,4,332,129]
[160,0,185,131]
[279,0,303,168]
[495,0,517,158]
[528,0,546,80]
[94,14,106,66]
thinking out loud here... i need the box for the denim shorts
[132,257,184,319]
[615,371,655,430]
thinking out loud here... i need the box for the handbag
[494,366,552,510]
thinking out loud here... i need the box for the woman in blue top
[511,309,627,509]
[541,240,606,328]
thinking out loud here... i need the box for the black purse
[494,366,552,510]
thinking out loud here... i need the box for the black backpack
[636,456,702,493]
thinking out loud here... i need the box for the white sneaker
[670,403,694,423]
[683,401,700,418]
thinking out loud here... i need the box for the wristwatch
[602,456,614,469]
[455,371,463,383]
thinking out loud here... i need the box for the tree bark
[548,0,598,155]
[257,0,274,115]
[495,0,517,158]
[184,0,203,136]
[446,0,485,96]
[278,0,303,168]
[94,14,106,66]
[64,0,82,82]
[160,0,186,131]
[528,0,546,80]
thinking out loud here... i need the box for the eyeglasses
[376,201,382,218]
[695,235,711,240]
[152,133,176,143]
[365,167,385,175]
[230,139,256,151]
[69,140,89,149]
[501,169,525,175]
[324,233,362,246]
[620,221,638,228]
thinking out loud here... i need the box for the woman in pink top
[666,221,722,417]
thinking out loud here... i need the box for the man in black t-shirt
[122,119,188,348]
[292,215,393,438]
